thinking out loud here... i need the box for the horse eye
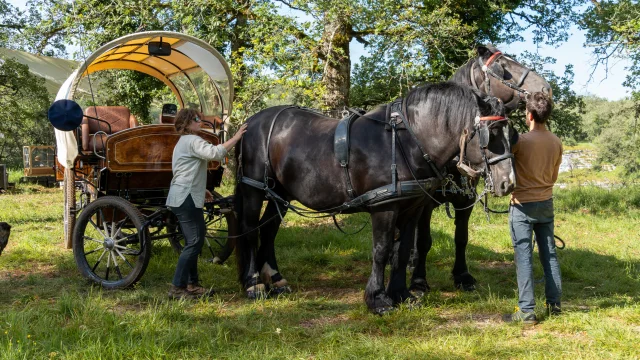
[503,69,513,80]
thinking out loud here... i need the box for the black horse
[234,82,516,313]
[407,45,552,294]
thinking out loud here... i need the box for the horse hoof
[211,256,223,265]
[410,278,431,294]
[269,279,292,296]
[367,293,394,315]
[373,306,396,316]
[270,285,292,296]
[453,272,477,292]
[246,283,267,300]
[456,283,476,292]
[402,296,421,310]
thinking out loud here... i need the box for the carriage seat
[81,106,138,152]
[159,103,178,124]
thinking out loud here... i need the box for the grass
[564,142,597,151]
[1,170,640,359]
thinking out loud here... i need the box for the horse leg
[409,205,433,296]
[234,184,267,299]
[452,207,477,291]
[387,208,422,305]
[256,200,291,295]
[365,210,397,314]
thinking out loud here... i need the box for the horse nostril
[500,181,510,193]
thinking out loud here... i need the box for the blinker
[478,126,490,148]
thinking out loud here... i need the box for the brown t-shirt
[511,129,563,204]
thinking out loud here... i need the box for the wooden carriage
[50,32,236,288]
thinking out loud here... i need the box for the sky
[8,0,632,101]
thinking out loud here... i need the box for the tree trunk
[320,14,351,110]
[231,11,248,94]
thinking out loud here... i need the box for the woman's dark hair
[525,92,553,124]
[174,108,201,135]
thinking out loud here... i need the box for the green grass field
[1,169,639,359]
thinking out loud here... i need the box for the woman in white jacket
[166,108,247,299]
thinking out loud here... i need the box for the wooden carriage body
[47,32,237,287]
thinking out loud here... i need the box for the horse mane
[405,82,492,133]
[449,60,474,87]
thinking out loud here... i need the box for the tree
[580,0,640,176]
[0,56,53,167]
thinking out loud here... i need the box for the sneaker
[546,303,562,316]
[168,285,197,300]
[187,283,216,297]
[502,308,538,325]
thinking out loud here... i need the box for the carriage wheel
[73,196,151,289]
[169,191,237,265]
[63,167,76,249]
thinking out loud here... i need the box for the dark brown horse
[233,82,516,313]
[408,45,552,295]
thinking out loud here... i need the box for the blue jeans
[170,195,206,287]
[509,198,562,312]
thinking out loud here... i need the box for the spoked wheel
[169,191,237,264]
[73,196,151,289]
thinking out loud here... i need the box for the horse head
[468,45,552,113]
[456,94,516,197]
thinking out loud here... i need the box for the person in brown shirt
[503,92,563,324]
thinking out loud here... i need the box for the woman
[166,108,247,299]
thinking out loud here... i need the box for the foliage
[350,0,581,108]
[581,0,640,94]
[0,56,52,167]
[576,97,640,179]
[501,52,586,142]
[579,1,640,178]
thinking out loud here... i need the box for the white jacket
[166,134,227,208]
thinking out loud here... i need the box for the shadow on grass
[0,211,638,315]
[420,227,640,309]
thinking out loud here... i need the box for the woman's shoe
[187,283,216,297]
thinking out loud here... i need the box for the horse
[0,222,11,256]
[407,45,552,295]
[233,82,516,313]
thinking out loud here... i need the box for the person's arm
[189,124,248,161]
[220,123,247,153]
[551,142,563,183]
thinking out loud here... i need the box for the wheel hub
[103,238,115,250]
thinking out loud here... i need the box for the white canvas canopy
[54,31,234,169]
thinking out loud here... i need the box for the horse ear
[476,45,492,59]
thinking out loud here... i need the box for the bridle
[470,51,531,111]
[456,114,513,193]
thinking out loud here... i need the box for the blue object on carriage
[48,99,83,131]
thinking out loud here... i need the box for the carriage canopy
[54,31,234,168]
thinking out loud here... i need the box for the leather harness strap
[392,99,445,181]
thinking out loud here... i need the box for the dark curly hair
[174,108,201,135]
[525,92,553,124]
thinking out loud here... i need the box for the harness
[470,51,531,111]
[239,102,445,218]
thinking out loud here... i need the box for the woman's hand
[205,189,214,203]
[222,123,248,152]
[233,123,248,140]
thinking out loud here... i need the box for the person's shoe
[502,308,538,325]
[546,303,562,317]
[168,285,197,300]
[187,283,216,298]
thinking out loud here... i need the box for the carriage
[49,31,237,288]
